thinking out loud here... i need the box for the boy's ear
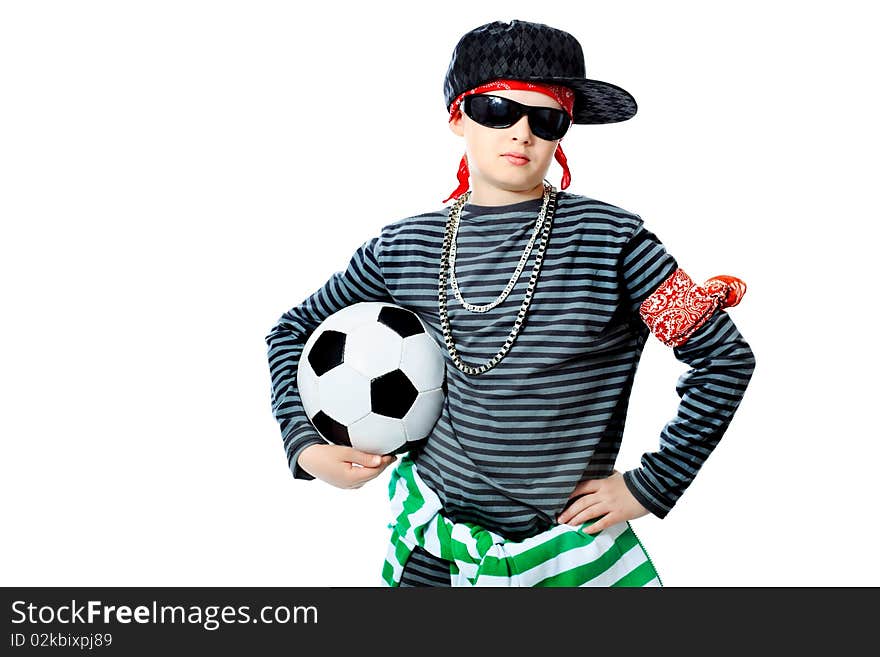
[448,112,465,137]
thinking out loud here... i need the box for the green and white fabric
[382,456,662,587]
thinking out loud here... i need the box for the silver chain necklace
[449,185,552,312]
[439,182,557,376]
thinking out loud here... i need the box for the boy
[265,19,755,586]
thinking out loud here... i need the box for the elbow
[265,322,285,349]
[265,314,301,350]
[264,325,286,355]
[734,338,756,387]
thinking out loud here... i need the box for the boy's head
[442,19,638,203]
[446,80,575,203]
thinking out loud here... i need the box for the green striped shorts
[382,455,662,587]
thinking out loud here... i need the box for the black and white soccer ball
[297,302,447,455]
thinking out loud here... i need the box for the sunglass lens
[530,108,571,141]
[466,95,518,128]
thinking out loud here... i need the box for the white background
[2,0,877,587]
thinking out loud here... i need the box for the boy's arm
[264,232,394,481]
[619,220,757,518]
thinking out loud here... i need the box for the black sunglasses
[462,94,571,141]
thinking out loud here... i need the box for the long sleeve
[618,220,757,518]
[265,232,394,480]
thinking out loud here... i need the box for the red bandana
[444,79,576,203]
[639,270,748,347]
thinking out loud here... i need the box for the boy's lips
[502,152,530,165]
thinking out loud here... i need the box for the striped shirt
[265,190,756,541]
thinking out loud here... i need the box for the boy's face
[449,89,565,196]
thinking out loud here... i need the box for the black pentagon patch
[308,330,346,376]
[371,370,417,419]
[311,410,350,446]
[378,306,424,338]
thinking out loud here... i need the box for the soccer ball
[297,302,447,455]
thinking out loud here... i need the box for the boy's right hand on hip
[298,444,397,489]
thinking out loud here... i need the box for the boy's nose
[510,114,534,140]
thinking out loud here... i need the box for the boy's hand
[297,444,397,489]
[556,470,649,533]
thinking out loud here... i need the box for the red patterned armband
[638,268,747,347]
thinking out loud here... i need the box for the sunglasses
[462,94,571,141]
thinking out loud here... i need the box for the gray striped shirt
[265,190,756,540]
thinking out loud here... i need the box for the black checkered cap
[443,19,637,125]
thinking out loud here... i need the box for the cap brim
[526,76,638,124]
